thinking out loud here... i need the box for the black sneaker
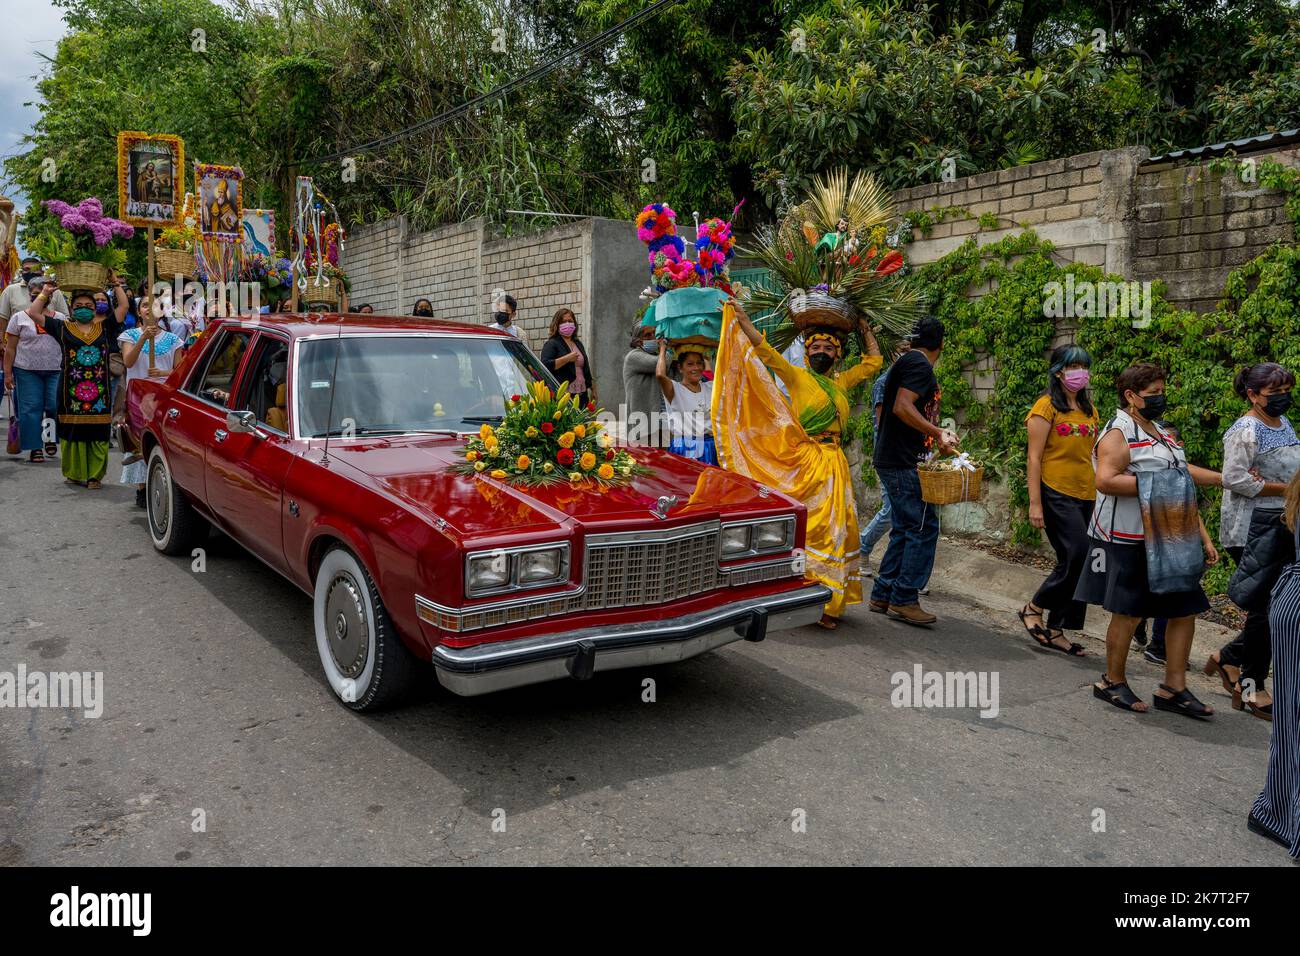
[1133,620,1149,647]
[1143,646,1165,665]
[135,488,146,510]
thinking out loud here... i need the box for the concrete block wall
[1132,147,1300,314]
[480,223,588,354]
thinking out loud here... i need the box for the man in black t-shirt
[869,316,958,626]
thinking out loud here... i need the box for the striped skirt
[1251,563,1300,858]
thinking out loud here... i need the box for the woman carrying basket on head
[712,300,882,629]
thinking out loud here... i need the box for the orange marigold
[597,463,615,480]
[580,452,597,471]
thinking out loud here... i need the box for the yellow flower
[542,462,554,474]
[598,463,614,480]
[516,454,531,471]
[490,469,507,479]
[466,450,479,462]
[553,411,562,420]
[479,423,494,440]
[589,421,603,432]
[580,452,597,471]
[474,461,486,472]
[620,465,632,476]
[525,426,538,438]
[484,435,499,452]
[598,433,612,449]
[557,431,576,449]
[573,424,586,439]
[568,471,582,482]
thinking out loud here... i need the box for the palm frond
[805,168,894,234]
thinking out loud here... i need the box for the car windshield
[297,334,555,438]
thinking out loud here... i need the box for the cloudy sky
[1,1,69,220]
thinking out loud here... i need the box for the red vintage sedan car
[127,313,828,709]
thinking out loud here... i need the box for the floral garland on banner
[453,381,646,488]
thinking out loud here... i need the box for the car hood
[325,437,793,537]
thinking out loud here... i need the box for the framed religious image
[195,163,245,243]
[116,131,185,228]
[242,208,276,257]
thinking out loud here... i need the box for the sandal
[28,450,44,463]
[1092,675,1146,712]
[1203,652,1241,709]
[44,442,57,457]
[86,479,102,490]
[1152,683,1213,720]
[1044,628,1086,656]
[1017,603,1057,649]
[816,614,840,630]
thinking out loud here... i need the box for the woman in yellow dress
[712,301,882,628]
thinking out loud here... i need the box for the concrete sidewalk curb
[923,536,1236,666]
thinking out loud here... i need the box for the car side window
[188,330,251,407]
[234,337,291,432]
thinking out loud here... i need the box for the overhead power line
[298,0,683,167]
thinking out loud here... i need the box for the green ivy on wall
[849,223,1300,593]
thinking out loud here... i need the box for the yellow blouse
[753,337,883,435]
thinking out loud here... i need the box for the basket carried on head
[918,462,984,505]
[789,291,857,334]
[51,260,109,293]
[302,277,339,308]
[155,248,196,281]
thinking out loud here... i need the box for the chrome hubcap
[148,460,169,535]
[324,573,368,678]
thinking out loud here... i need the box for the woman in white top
[1075,363,1222,717]
[3,274,64,461]
[118,320,188,506]
[1207,363,1299,720]
[656,340,716,465]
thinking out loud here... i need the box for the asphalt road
[0,451,1283,866]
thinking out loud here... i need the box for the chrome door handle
[166,408,179,421]
[213,429,228,443]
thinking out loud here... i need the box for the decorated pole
[146,226,157,370]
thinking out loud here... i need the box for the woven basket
[51,260,109,292]
[919,465,984,505]
[155,247,195,280]
[789,291,856,334]
[669,334,718,351]
[302,277,339,308]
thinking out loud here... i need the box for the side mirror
[226,409,264,438]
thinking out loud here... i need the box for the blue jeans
[13,367,59,452]
[860,489,893,559]
[870,466,939,607]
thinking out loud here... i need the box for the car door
[204,331,296,575]
[164,327,254,504]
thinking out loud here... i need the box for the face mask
[808,352,835,375]
[642,340,659,354]
[493,311,510,325]
[414,307,433,317]
[1264,393,1293,417]
[94,301,109,315]
[1062,368,1090,392]
[1136,393,1167,420]
[559,322,576,337]
[72,307,95,322]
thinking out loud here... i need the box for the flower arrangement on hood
[453,380,646,488]
[743,168,924,352]
[26,197,133,271]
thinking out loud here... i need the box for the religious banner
[116,131,185,228]
[241,208,276,257]
[195,163,245,242]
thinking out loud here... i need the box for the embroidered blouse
[1220,415,1300,548]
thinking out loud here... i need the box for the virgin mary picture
[117,132,184,228]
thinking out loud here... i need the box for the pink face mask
[559,322,576,337]
[1062,369,1090,392]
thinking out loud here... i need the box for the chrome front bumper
[431,583,830,696]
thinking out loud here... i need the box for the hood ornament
[651,495,678,520]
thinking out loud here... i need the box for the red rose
[557,448,575,466]
[541,422,554,434]
[587,401,596,412]
[605,449,615,460]
[510,394,521,403]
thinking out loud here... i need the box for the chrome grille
[578,527,720,610]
